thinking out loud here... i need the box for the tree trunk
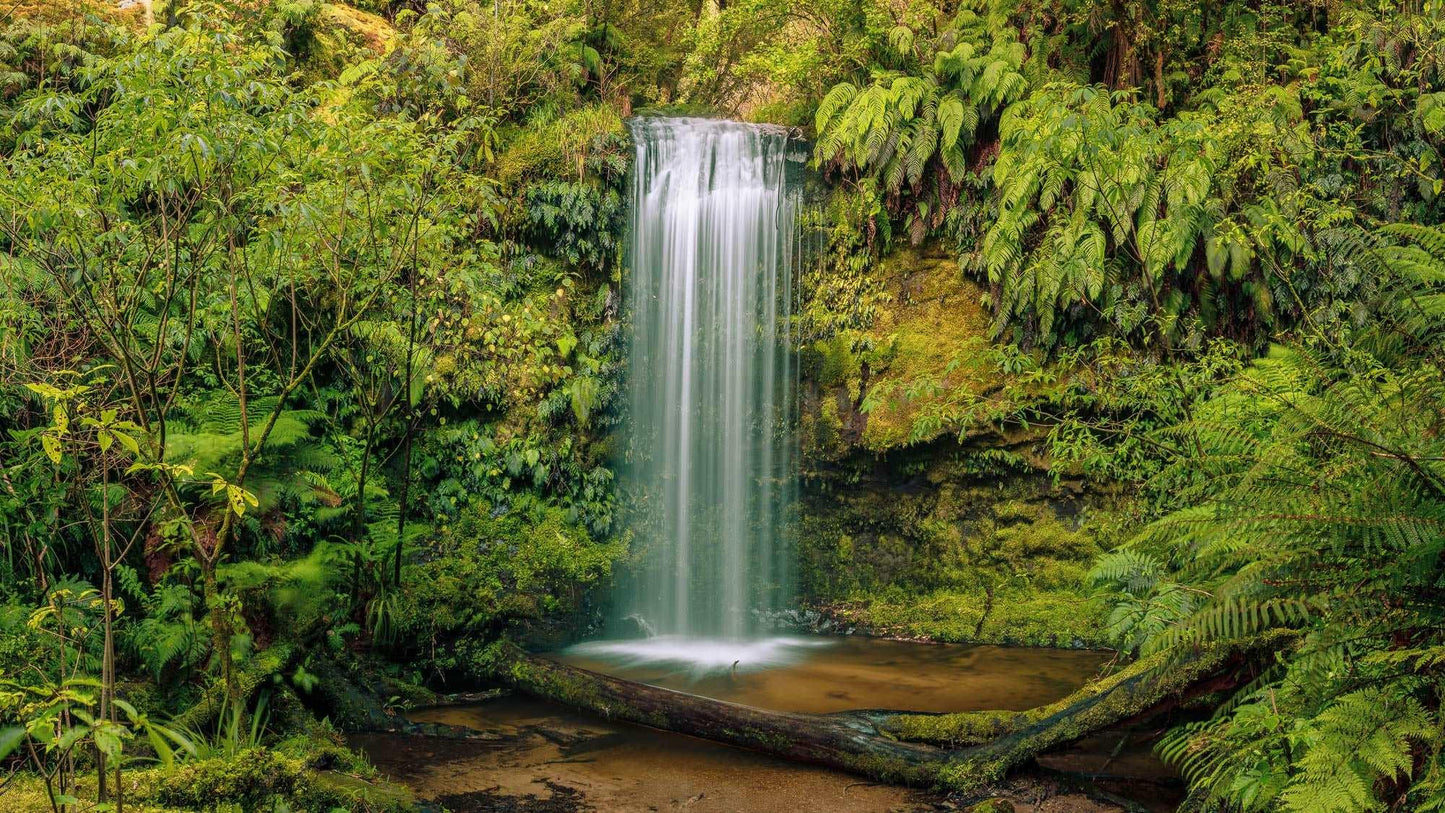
[487,632,1290,792]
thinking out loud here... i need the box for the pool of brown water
[353,637,1178,812]
[556,636,1110,713]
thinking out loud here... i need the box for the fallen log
[485,642,950,784]
[485,631,1293,792]
[168,641,299,732]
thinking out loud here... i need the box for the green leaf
[147,726,175,768]
[0,726,25,760]
[94,725,123,759]
[24,382,65,399]
[41,434,62,464]
[113,430,140,455]
[938,95,966,151]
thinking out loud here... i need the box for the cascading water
[573,117,811,672]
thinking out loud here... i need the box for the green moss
[851,587,1106,647]
[800,462,1116,646]
[859,246,995,449]
[888,708,1036,748]
[128,747,412,812]
[798,241,1001,455]
[9,0,143,26]
[318,3,394,52]
[295,3,396,82]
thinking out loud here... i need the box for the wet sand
[356,696,946,811]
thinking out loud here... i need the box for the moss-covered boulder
[799,441,1115,647]
[292,2,396,82]
[9,0,146,26]
[127,747,412,812]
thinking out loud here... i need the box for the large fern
[814,6,1025,243]
[1087,224,1445,810]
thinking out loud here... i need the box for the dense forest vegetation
[1,0,1443,810]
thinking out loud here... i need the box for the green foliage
[815,5,1026,243]
[1084,224,1445,810]
[6,0,1445,808]
[390,497,622,679]
[133,746,405,812]
[0,5,630,805]
[495,103,628,184]
[525,180,627,275]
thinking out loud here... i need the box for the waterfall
[618,116,803,641]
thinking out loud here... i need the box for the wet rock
[431,780,587,812]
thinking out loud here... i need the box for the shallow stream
[353,637,1180,812]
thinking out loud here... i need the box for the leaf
[41,434,62,464]
[227,485,259,517]
[0,726,25,760]
[570,375,600,426]
[93,725,123,759]
[147,726,175,768]
[113,430,140,455]
[938,95,966,151]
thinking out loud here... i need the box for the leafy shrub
[390,497,622,679]
[135,747,409,811]
[525,180,627,275]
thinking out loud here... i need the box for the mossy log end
[487,632,1292,792]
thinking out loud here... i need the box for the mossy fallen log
[169,641,300,732]
[486,632,1291,792]
[486,643,951,784]
[884,629,1296,749]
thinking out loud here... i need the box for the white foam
[563,635,832,678]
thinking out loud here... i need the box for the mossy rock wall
[798,437,1113,647]
[799,243,996,458]
[796,243,1112,647]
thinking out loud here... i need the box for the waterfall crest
[619,116,802,640]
